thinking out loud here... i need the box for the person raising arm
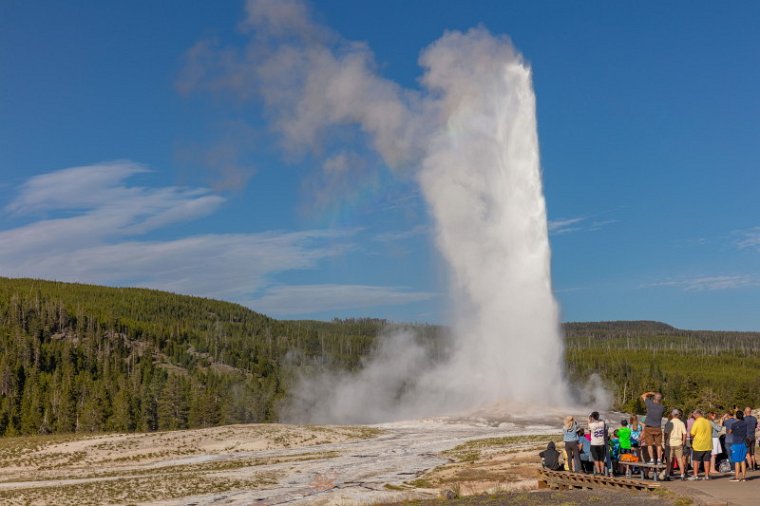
[640,391,665,465]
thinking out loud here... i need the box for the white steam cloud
[182,0,580,421]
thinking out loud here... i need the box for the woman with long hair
[563,415,581,472]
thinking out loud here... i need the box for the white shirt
[589,420,606,446]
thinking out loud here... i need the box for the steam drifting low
[183,0,572,421]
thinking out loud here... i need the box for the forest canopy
[0,277,758,436]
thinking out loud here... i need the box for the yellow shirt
[690,417,712,452]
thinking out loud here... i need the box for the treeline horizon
[0,276,758,437]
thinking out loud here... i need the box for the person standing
[728,410,748,482]
[689,409,713,480]
[722,410,736,460]
[589,411,608,476]
[663,409,688,480]
[744,407,757,471]
[686,411,696,466]
[562,415,581,472]
[707,412,723,476]
[640,391,665,464]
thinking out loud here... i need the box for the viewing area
[537,469,662,492]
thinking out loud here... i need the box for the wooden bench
[618,461,667,481]
[537,469,661,491]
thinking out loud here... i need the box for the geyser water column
[220,2,575,420]
[418,29,569,407]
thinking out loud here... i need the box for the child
[577,428,592,473]
[610,429,621,475]
[618,419,632,455]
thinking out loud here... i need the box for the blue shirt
[724,418,737,445]
[563,421,579,442]
[579,437,591,460]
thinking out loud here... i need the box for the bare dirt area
[0,414,693,505]
[379,488,682,506]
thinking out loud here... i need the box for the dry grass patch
[0,472,276,505]
[405,434,558,498]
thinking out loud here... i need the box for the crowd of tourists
[539,391,758,483]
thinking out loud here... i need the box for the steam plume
[183,0,573,421]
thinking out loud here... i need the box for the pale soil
[0,424,379,505]
[0,411,692,505]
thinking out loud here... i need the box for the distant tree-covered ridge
[0,277,441,436]
[0,277,758,436]
[564,320,760,414]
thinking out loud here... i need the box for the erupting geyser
[284,29,570,421]
[417,30,569,408]
[193,0,573,422]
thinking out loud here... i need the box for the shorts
[730,443,748,464]
[692,450,710,463]
[667,445,684,459]
[590,445,606,462]
[747,438,756,456]
[642,426,662,446]
[711,437,720,456]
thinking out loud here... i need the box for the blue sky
[1,1,759,330]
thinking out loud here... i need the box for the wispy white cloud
[4,161,224,242]
[643,275,755,291]
[548,217,585,235]
[0,163,349,300]
[548,216,616,235]
[248,284,436,316]
[6,161,149,215]
[0,162,433,316]
[735,227,760,250]
[373,225,428,243]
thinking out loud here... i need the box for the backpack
[718,459,732,473]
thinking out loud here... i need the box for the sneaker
[730,478,740,482]
[680,474,686,481]
[704,476,710,480]
[688,476,701,481]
